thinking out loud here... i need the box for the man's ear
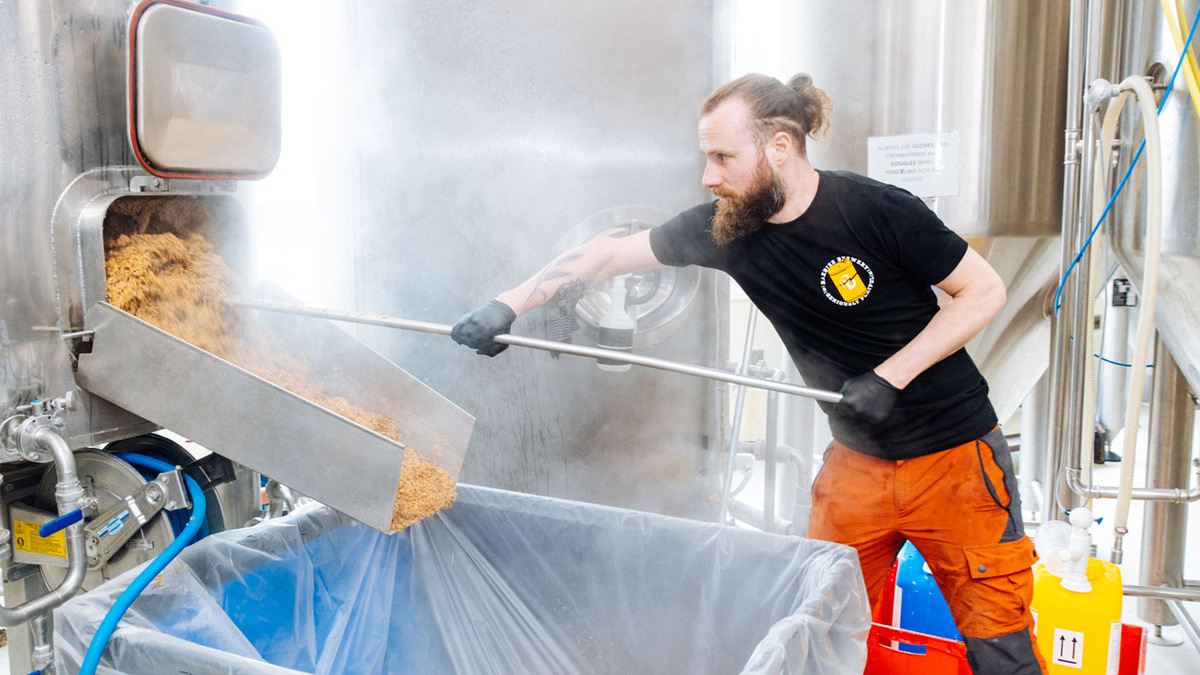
[768,130,792,165]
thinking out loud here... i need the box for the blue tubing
[78,453,207,675]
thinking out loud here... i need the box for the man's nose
[702,162,722,189]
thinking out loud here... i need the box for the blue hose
[78,453,208,675]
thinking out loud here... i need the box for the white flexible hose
[1100,76,1162,549]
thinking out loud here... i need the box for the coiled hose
[78,453,207,675]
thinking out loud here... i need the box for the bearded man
[451,73,1046,675]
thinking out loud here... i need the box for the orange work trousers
[808,427,1047,675]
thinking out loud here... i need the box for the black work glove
[834,371,900,425]
[451,300,517,357]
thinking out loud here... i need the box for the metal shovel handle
[224,297,843,404]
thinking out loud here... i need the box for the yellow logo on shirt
[820,256,874,306]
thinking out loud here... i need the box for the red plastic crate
[865,622,972,675]
[1118,623,1147,675]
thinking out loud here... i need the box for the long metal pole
[764,387,779,533]
[1124,584,1200,601]
[719,308,760,524]
[1045,0,1089,522]
[1140,337,1195,627]
[1052,0,1108,519]
[224,297,842,404]
[1166,600,1200,656]
[1065,0,1106,503]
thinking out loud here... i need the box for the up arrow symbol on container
[1052,628,1085,668]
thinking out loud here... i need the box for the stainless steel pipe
[0,423,88,625]
[1044,0,1091,522]
[1062,338,1200,506]
[1064,465,1200,503]
[1166,599,1200,656]
[1141,337,1195,626]
[718,308,760,526]
[1123,584,1200,602]
[764,386,780,533]
[224,297,843,404]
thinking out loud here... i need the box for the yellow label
[827,258,867,302]
[13,520,67,558]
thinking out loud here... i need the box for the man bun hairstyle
[701,72,832,150]
[786,73,831,138]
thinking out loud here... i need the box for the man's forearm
[496,249,606,316]
[874,288,1004,389]
[495,229,661,316]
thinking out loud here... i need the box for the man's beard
[711,157,786,246]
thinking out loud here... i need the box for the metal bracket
[60,330,95,360]
[154,468,191,511]
[129,175,169,192]
[130,175,238,194]
[83,468,189,569]
[181,453,237,492]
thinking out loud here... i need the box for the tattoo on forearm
[548,279,590,306]
[525,253,594,306]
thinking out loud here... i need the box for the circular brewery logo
[820,256,874,306]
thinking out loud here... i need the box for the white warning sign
[866,131,960,198]
[1052,627,1085,669]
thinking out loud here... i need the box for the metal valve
[1,391,79,463]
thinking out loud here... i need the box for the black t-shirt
[649,170,997,459]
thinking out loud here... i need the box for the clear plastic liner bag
[55,484,869,674]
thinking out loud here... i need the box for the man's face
[699,98,762,194]
[699,99,785,244]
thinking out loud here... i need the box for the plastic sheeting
[54,484,869,674]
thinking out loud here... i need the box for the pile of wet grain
[103,200,454,531]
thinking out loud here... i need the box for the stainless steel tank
[780,0,1070,237]
[1,0,149,449]
[314,0,723,517]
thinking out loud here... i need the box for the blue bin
[894,540,962,653]
[54,484,871,674]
